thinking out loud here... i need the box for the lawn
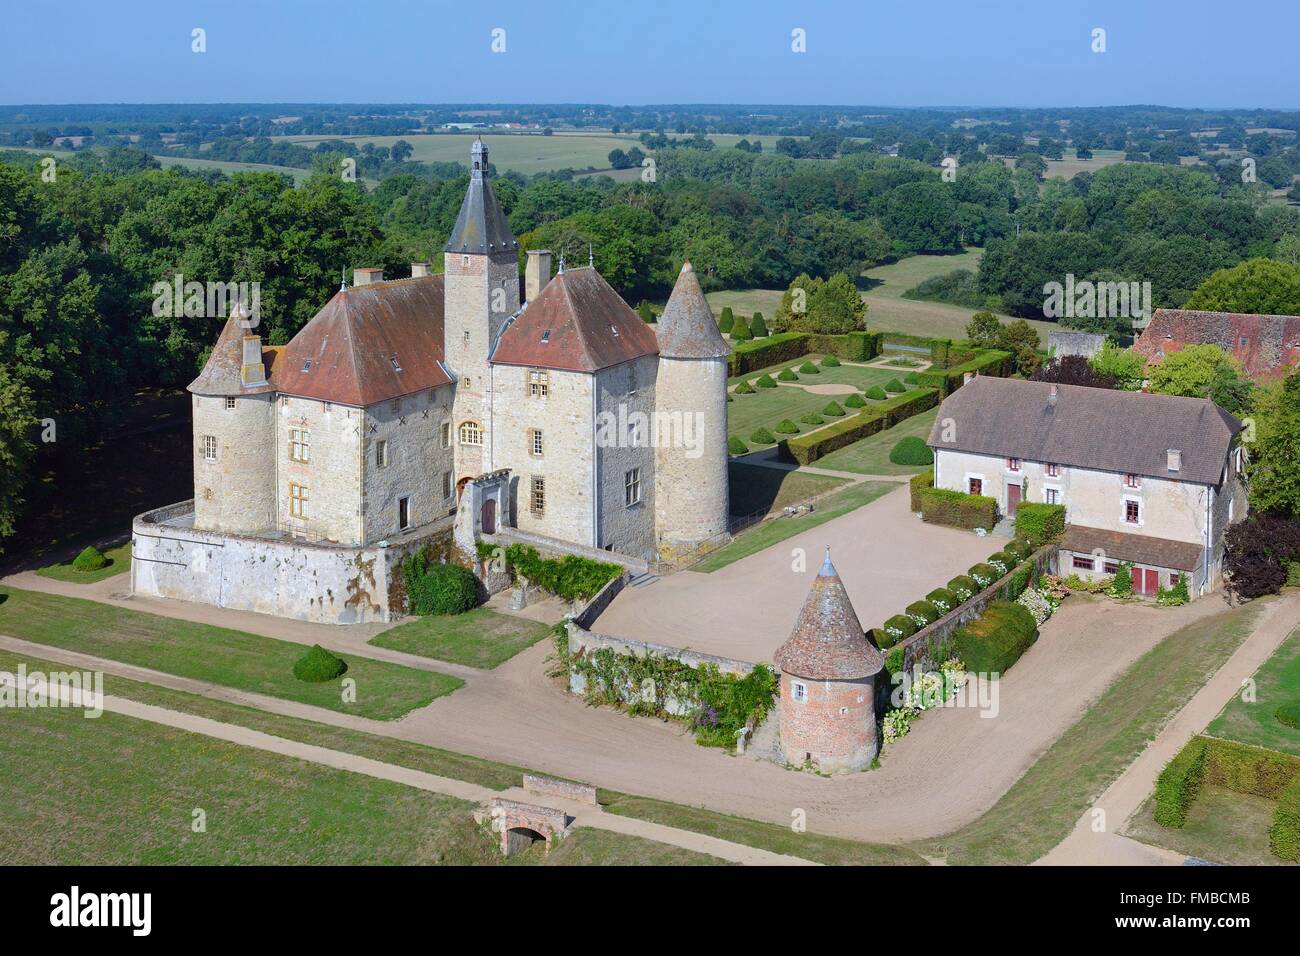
[370,608,555,669]
[727,461,846,517]
[1206,626,1300,757]
[35,541,132,584]
[813,407,939,476]
[0,694,716,865]
[694,481,896,572]
[0,586,458,720]
[727,359,905,446]
[1122,785,1291,867]
[913,598,1268,865]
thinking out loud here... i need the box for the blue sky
[2,0,1296,107]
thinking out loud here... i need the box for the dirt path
[1036,591,1300,865]
[25,675,817,866]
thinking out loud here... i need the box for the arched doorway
[504,826,546,856]
[481,497,497,535]
[456,476,472,502]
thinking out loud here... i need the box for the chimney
[1167,449,1182,473]
[411,262,432,278]
[240,334,266,387]
[1048,384,1058,406]
[353,267,383,286]
[525,250,552,302]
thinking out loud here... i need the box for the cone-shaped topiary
[821,354,841,367]
[755,373,777,388]
[822,401,845,417]
[730,316,752,341]
[775,419,800,434]
[728,435,749,455]
[844,393,866,408]
[733,380,755,394]
[749,427,776,445]
[293,644,349,683]
[904,371,920,384]
[72,545,109,572]
[777,367,798,381]
[718,306,734,333]
[798,360,820,374]
[749,311,768,337]
[799,413,825,425]
[865,385,888,400]
[889,435,934,465]
[885,378,906,393]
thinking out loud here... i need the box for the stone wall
[276,395,365,544]
[654,355,730,555]
[362,387,455,544]
[595,356,659,558]
[192,392,276,534]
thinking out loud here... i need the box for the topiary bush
[905,600,940,628]
[926,587,959,616]
[865,385,888,400]
[798,360,820,374]
[402,551,480,615]
[730,316,752,341]
[904,371,921,384]
[822,401,845,417]
[986,551,1013,576]
[1276,702,1300,730]
[968,563,998,588]
[777,367,799,381]
[821,354,841,367]
[953,600,1038,674]
[717,306,734,333]
[728,436,749,455]
[71,545,109,572]
[948,575,978,602]
[750,427,776,445]
[1004,538,1033,562]
[844,393,866,408]
[749,311,769,337]
[799,413,824,426]
[880,614,917,647]
[1015,503,1066,548]
[293,644,349,683]
[885,378,906,393]
[1154,737,1208,828]
[733,380,755,394]
[775,419,800,434]
[755,373,777,388]
[889,435,933,465]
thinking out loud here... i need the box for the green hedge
[72,545,109,572]
[777,367,798,381]
[1154,737,1208,828]
[1016,503,1066,548]
[967,563,998,588]
[906,600,941,627]
[756,373,777,388]
[953,600,1038,674]
[844,393,866,408]
[822,401,845,417]
[807,330,882,362]
[880,614,917,647]
[781,387,940,465]
[402,551,480,615]
[733,380,755,394]
[728,436,748,455]
[920,487,998,530]
[910,471,933,512]
[948,575,978,601]
[293,644,349,683]
[499,544,622,603]
[926,587,959,615]
[865,385,887,400]
[727,332,809,376]
[914,349,1014,396]
[1204,737,1300,800]
[1272,775,1300,862]
[889,435,933,465]
[750,427,776,445]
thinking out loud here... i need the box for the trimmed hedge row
[1015,503,1066,548]
[1274,775,1300,862]
[952,600,1038,674]
[727,330,884,376]
[1153,737,1208,828]
[806,330,883,362]
[910,472,933,512]
[781,387,940,465]
[915,349,1014,396]
[920,487,998,530]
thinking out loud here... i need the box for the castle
[132,139,730,623]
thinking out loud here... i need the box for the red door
[481,498,496,535]
[1135,567,1158,596]
[1006,483,1021,517]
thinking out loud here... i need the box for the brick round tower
[774,548,885,773]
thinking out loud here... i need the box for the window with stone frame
[375,439,389,469]
[527,368,549,398]
[289,482,309,518]
[225,397,236,410]
[1125,498,1141,525]
[1045,462,1060,477]
[442,470,453,500]
[530,476,546,516]
[459,421,482,446]
[1072,555,1095,571]
[202,435,218,462]
[528,428,543,457]
[624,467,642,507]
[791,680,808,703]
[1006,457,1021,471]
[289,428,310,463]
[1123,473,1141,489]
[440,422,451,448]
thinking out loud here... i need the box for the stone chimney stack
[525,250,552,302]
[240,334,266,387]
[1048,384,1059,406]
[411,262,432,278]
[353,267,383,286]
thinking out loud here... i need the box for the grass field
[6,146,311,183]
[1206,626,1300,757]
[727,461,846,517]
[370,608,555,669]
[998,148,1129,181]
[915,597,1267,865]
[728,360,904,445]
[0,586,458,720]
[1123,784,1291,866]
[813,407,939,476]
[694,480,895,572]
[35,541,131,584]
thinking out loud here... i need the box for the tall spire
[774,546,883,681]
[588,243,594,268]
[656,260,731,359]
[443,138,518,254]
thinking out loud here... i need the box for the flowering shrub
[883,708,915,744]
[884,658,968,746]
[1016,587,1054,626]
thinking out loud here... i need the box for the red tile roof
[1134,309,1300,379]
[274,276,451,406]
[188,309,278,396]
[774,550,884,680]
[1061,526,1204,572]
[491,266,659,372]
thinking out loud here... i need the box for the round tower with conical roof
[653,261,731,558]
[774,548,885,773]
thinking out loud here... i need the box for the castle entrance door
[482,498,497,535]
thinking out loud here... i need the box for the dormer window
[301,359,312,372]
[541,330,551,344]
[609,324,620,337]
[390,353,402,372]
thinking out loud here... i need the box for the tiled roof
[774,550,884,681]
[188,308,278,396]
[656,261,730,359]
[274,276,451,406]
[1061,525,1204,572]
[443,139,518,255]
[927,377,1241,486]
[1134,309,1300,378]
[491,266,659,373]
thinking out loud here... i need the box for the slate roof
[274,276,451,406]
[927,377,1242,486]
[443,139,518,255]
[188,307,279,396]
[656,261,730,359]
[774,550,884,681]
[1061,526,1204,572]
[1134,309,1300,379]
[491,266,659,372]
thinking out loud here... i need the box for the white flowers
[1016,587,1055,625]
[884,658,968,746]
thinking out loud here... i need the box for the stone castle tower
[444,137,520,478]
[774,549,884,773]
[653,261,731,556]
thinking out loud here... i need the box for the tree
[0,366,37,549]
[797,272,867,334]
[1015,153,1048,178]
[881,179,961,254]
[1184,258,1300,315]
[1089,341,1146,390]
[1032,354,1118,389]
[1274,233,1300,266]
[389,140,413,163]
[1246,372,1300,516]
[966,310,1001,347]
[996,318,1040,356]
[1224,513,1300,600]
[1147,344,1253,414]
